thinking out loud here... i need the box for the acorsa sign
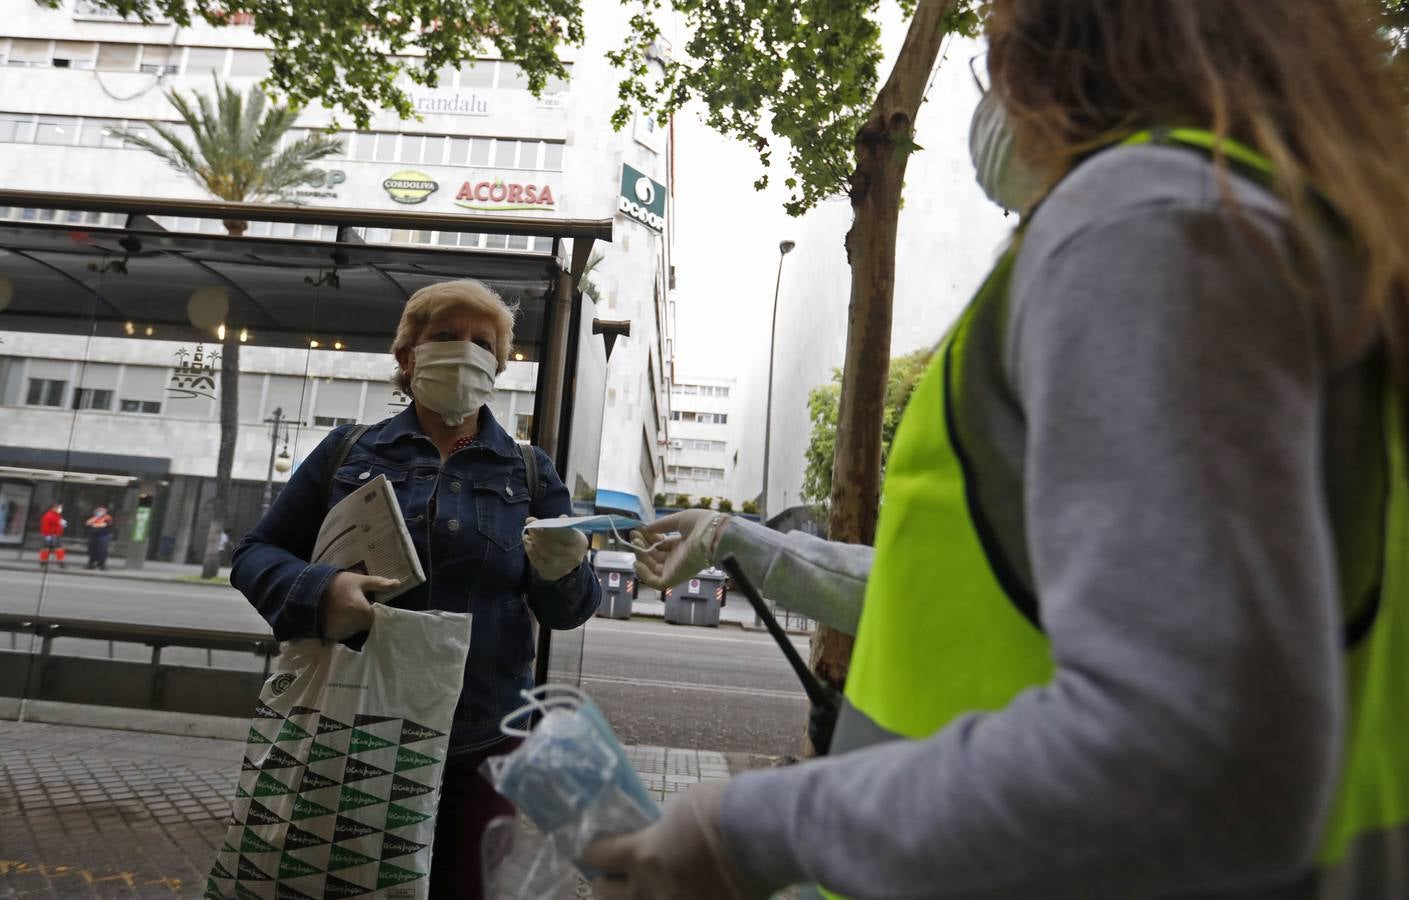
[454,179,557,212]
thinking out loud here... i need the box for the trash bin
[663,567,726,627]
[593,550,637,619]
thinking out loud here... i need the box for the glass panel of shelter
[0,209,579,721]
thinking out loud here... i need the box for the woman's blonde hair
[987,0,1409,401]
[391,279,517,394]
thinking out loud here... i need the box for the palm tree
[113,83,342,578]
[578,250,606,304]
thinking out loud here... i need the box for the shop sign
[406,87,491,117]
[283,168,346,200]
[383,170,439,204]
[454,177,557,212]
[618,164,666,232]
[167,344,219,401]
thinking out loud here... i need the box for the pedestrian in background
[38,503,66,568]
[84,506,114,571]
[587,1,1409,898]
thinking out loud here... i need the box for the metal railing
[0,613,279,718]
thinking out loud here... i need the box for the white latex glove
[630,509,731,590]
[581,782,770,900]
[320,572,398,641]
[523,515,588,581]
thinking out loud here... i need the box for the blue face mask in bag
[482,685,661,881]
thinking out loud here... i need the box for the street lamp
[261,407,296,514]
[760,239,796,524]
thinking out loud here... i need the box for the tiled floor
[0,721,730,899]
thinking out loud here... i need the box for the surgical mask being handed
[968,89,1045,215]
[410,340,497,426]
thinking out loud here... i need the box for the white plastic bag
[205,603,472,900]
[481,686,660,899]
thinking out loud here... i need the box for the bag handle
[518,442,544,512]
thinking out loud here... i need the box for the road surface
[0,568,811,756]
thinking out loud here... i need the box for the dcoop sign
[618,164,666,232]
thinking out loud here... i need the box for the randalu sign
[618,164,666,232]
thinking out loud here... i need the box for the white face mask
[410,341,498,427]
[968,89,1045,215]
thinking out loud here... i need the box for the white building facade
[0,0,675,560]
[661,374,751,510]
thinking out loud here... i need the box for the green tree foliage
[740,499,759,515]
[653,492,668,507]
[801,346,935,509]
[54,0,982,215]
[673,494,692,508]
[612,0,983,215]
[696,496,714,509]
[717,498,734,513]
[112,82,342,206]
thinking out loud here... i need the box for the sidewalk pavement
[0,718,730,899]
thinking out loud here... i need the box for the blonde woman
[234,279,600,899]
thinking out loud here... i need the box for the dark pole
[260,407,285,515]
[760,239,796,524]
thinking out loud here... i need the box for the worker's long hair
[987,0,1409,389]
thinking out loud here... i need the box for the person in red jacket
[39,503,66,568]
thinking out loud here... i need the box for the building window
[120,399,162,414]
[670,410,680,421]
[5,39,51,67]
[95,42,139,72]
[34,116,78,146]
[26,379,67,407]
[313,415,356,428]
[52,41,97,69]
[228,49,270,79]
[72,388,113,411]
[138,45,177,75]
[185,46,228,76]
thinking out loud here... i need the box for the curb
[0,560,232,588]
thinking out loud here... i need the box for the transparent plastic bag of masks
[480,685,661,899]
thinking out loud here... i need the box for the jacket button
[449,481,461,493]
[504,485,514,498]
[448,519,460,532]
[358,471,370,480]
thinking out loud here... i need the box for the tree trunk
[807,0,957,752]
[201,333,240,578]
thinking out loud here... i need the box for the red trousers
[430,738,521,900]
[39,537,65,563]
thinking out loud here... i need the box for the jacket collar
[374,403,519,460]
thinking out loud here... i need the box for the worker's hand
[582,782,768,900]
[630,510,731,590]
[319,572,397,641]
[523,516,588,581]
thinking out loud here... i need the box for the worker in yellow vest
[583,1,1409,898]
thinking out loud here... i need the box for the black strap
[519,442,543,512]
[323,424,371,504]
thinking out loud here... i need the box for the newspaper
[311,474,425,603]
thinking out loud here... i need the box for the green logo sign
[618,164,666,232]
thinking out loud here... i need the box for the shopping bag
[205,603,472,900]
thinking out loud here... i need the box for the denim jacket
[231,404,601,752]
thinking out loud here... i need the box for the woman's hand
[320,572,398,641]
[630,510,731,590]
[524,516,589,581]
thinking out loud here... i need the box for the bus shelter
[0,188,611,718]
